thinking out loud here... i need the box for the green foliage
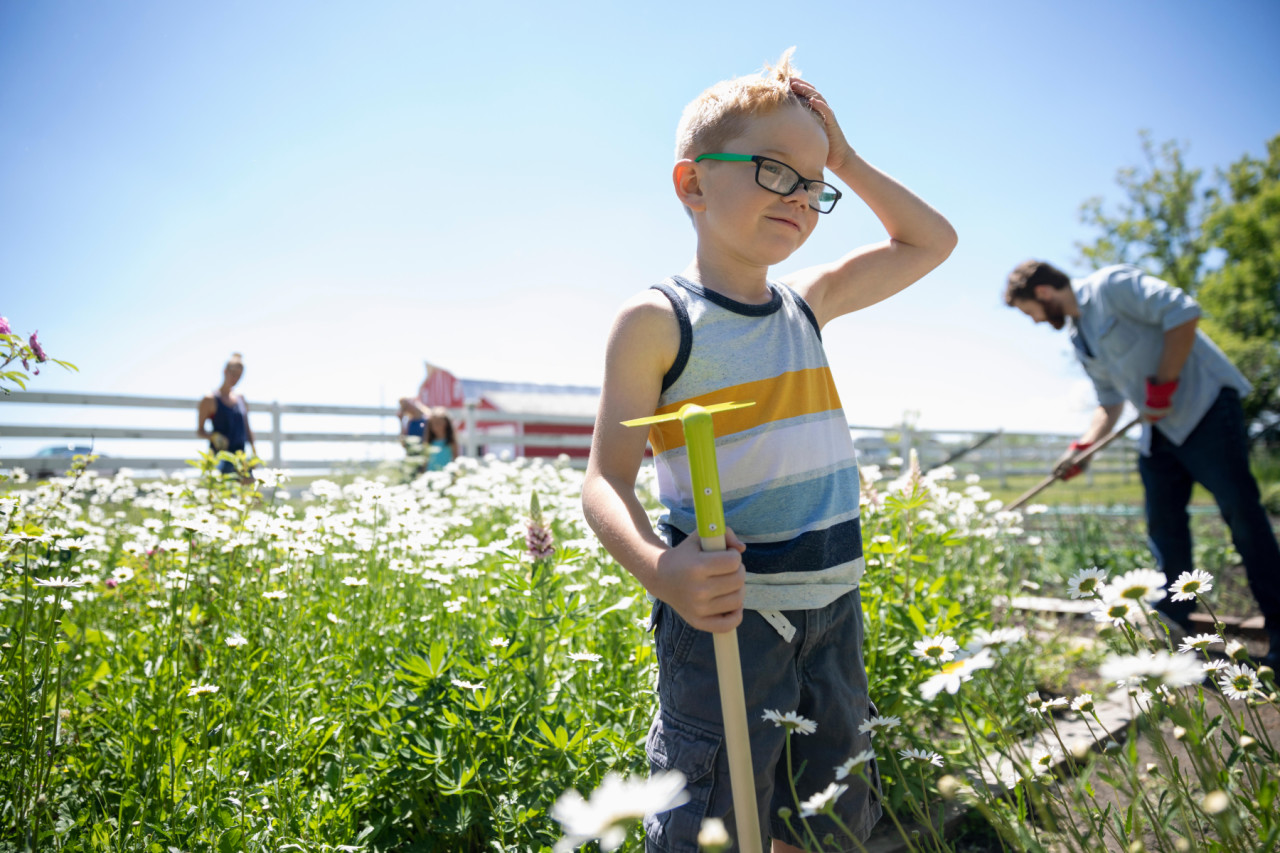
[1076,132,1280,429]
[1,320,77,393]
[1199,135,1280,425]
[1,455,1275,853]
[1077,131,1209,295]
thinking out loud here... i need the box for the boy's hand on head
[790,77,855,173]
[652,527,746,634]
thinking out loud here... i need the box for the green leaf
[217,828,243,853]
[211,805,236,830]
[906,604,927,634]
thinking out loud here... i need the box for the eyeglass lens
[755,158,839,213]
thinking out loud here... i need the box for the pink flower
[526,520,554,561]
[0,316,11,335]
[29,331,47,362]
[104,577,119,589]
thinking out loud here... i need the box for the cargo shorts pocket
[654,600,698,679]
[643,709,721,853]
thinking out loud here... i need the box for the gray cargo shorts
[643,588,882,853]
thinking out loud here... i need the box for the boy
[582,50,956,852]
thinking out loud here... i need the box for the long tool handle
[1006,415,1142,512]
[683,406,763,853]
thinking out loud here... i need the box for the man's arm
[1053,403,1125,479]
[1079,403,1126,445]
[582,292,746,634]
[784,78,957,327]
[1156,317,1198,385]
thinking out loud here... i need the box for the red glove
[1145,377,1179,421]
[1055,440,1092,481]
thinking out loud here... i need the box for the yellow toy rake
[623,401,763,853]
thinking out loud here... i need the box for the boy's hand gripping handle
[681,405,763,853]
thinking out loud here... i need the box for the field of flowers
[1,450,1276,853]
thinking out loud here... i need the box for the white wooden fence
[0,390,592,473]
[0,390,1138,484]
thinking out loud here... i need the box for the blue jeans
[644,590,882,852]
[1139,388,1280,629]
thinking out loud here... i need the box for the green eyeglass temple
[695,153,756,163]
[694,153,841,213]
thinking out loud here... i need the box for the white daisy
[1105,569,1168,604]
[225,634,248,648]
[912,634,960,663]
[835,749,876,780]
[898,747,943,767]
[551,771,688,853]
[1168,570,1214,602]
[857,715,902,736]
[762,709,817,735]
[1178,633,1221,654]
[1067,567,1108,599]
[569,651,602,663]
[1218,664,1262,700]
[800,782,848,818]
[450,678,484,691]
[919,649,996,700]
[33,575,88,589]
[971,626,1027,650]
[187,684,219,698]
[1099,651,1205,689]
[1071,693,1095,713]
[1092,596,1140,627]
[262,590,287,600]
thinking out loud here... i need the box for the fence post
[516,417,525,460]
[997,433,1008,489]
[465,401,479,458]
[270,401,282,465]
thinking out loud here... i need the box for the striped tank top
[649,275,864,611]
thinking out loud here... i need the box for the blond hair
[674,48,817,160]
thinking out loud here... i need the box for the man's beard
[1040,297,1066,330]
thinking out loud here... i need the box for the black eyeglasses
[694,153,842,214]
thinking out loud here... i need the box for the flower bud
[937,775,961,800]
[777,806,792,820]
[1173,726,1188,741]
[1240,736,1257,751]
[1201,790,1230,815]
[1127,840,1144,853]
[697,818,730,851]
[1256,665,1274,684]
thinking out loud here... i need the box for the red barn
[416,362,599,460]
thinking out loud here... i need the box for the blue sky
[2,0,1278,459]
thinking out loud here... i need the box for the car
[32,445,112,479]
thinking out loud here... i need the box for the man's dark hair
[1004,260,1071,305]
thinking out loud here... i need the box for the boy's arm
[582,292,746,634]
[784,78,958,327]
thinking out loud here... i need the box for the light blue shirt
[1070,265,1251,455]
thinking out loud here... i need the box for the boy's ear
[1033,283,1054,303]
[673,159,706,212]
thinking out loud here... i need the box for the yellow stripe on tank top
[647,367,843,454]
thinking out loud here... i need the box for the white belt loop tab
[759,609,796,643]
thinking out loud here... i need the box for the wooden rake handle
[683,406,763,853]
[1006,415,1142,512]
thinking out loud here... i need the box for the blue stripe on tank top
[663,515,863,576]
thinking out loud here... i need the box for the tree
[1077,131,1209,296]
[1076,133,1280,433]
[1198,136,1280,431]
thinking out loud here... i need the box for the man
[1005,260,1279,668]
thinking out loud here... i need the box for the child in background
[424,406,458,471]
[582,50,956,852]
